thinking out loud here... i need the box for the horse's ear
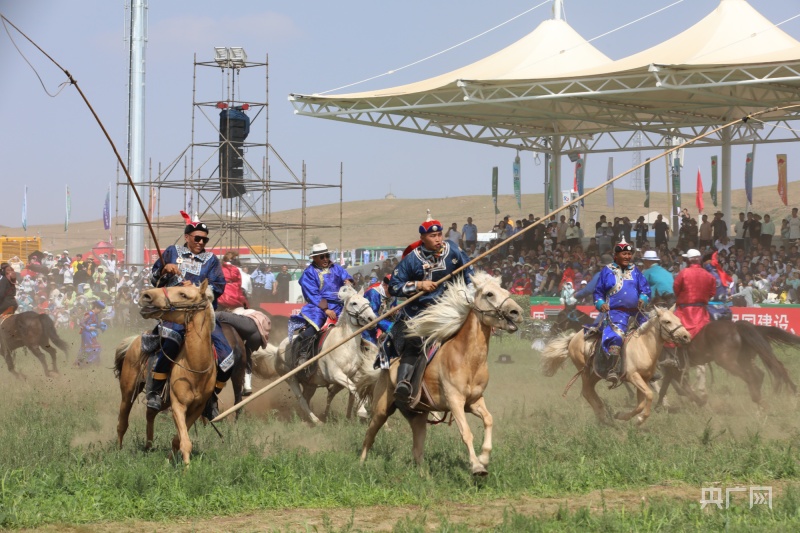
[200,279,208,293]
[358,287,364,297]
[669,304,676,313]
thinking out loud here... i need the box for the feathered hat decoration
[180,210,209,234]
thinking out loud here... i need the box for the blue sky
[0,0,797,227]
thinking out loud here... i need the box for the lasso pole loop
[212,107,798,422]
[0,14,163,263]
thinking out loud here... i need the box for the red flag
[695,168,704,213]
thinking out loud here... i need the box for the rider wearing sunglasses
[144,211,235,419]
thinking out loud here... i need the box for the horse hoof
[471,465,488,477]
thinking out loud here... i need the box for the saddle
[289,324,335,381]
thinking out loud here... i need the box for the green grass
[3,328,800,529]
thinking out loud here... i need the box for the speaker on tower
[218,104,250,198]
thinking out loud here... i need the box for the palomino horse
[541,306,691,426]
[265,285,376,424]
[357,272,523,476]
[656,321,799,410]
[1,311,69,379]
[114,281,243,465]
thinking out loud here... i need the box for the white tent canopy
[290,0,800,221]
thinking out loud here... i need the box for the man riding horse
[388,211,472,405]
[144,211,234,420]
[0,263,18,317]
[288,242,353,377]
[592,237,651,387]
[668,248,716,367]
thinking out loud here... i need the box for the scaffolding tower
[116,52,343,267]
[630,131,643,191]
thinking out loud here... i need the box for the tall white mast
[125,0,147,265]
[553,0,565,20]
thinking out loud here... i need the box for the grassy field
[3,326,800,531]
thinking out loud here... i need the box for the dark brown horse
[656,320,799,409]
[0,311,69,378]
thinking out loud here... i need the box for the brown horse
[357,272,523,476]
[656,320,799,409]
[114,281,243,465]
[542,306,691,426]
[1,311,69,378]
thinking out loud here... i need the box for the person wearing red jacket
[673,248,717,339]
[218,252,248,310]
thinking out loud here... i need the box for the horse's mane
[406,271,497,347]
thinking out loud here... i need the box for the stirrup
[394,380,412,404]
[606,374,623,390]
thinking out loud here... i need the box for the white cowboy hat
[642,250,660,261]
[682,249,702,259]
[309,243,329,257]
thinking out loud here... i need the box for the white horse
[252,285,377,424]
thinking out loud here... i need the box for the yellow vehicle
[0,237,42,263]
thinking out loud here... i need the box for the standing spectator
[749,214,762,249]
[556,215,568,246]
[462,217,478,249]
[634,216,648,249]
[733,212,746,250]
[620,217,633,243]
[276,264,292,303]
[565,219,580,249]
[445,222,463,248]
[698,214,712,249]
[781,218,791,248]
[789,208,800,243]
[653,214,670,249]
[251,263,276,303]
[711,211,727,243]
[597,222,613,255]
[761,214,775,249]
[595,214,607,232]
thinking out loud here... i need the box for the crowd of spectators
[436,207,800,307]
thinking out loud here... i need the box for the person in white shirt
[715,236,733,254]
[445,223,463,248]
[789,208,800,241]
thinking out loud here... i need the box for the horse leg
[287,377,321,425]
[42,344,59,375]
[360,375,392,463]
[715,356,765,407]
[580,374,608,425]
[409,414,427,466]
[145,406,158,451]
[28,345,52,377]
[695,365,708,396]
[346,392,355,420]
[117,362,143,449]
[170,403,192,466]
[614,372,653,425]
[445,391,486,476]
[2,347,21,380]
[466,396,493,468]
[324,383,345,421]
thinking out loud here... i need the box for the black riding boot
[203,383,225,420]
[294,327,317,381]
[146,374,167,411]
[394,360,416,404]
[605,345,623,389]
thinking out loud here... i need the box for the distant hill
[2,181,797,255]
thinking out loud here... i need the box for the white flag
[606,157,614,208]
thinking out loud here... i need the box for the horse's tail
[736,321,797,394]
[114,336,137,380]
[38,314,69,355]
[755,326,800,350]
[251,343,280,380]
[541,332,575,377]
[355,357,382,405]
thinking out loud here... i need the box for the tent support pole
[721,128,732,224]
[553,136,562,208]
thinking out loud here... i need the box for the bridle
[472,291,518,327]
[344,300,373,327]
[140,287,214,375]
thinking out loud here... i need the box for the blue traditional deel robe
[389,241,472,319]
[703,264,727,300]
[363,284,395,343]
[149,245,232,368]
[592,263,651,355]
[290,262,353,332]
[79,310,102,364]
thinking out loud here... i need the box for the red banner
[696,168,704,213]
[778,154,788,206]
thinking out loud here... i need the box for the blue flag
[22,186,28,231]
[103,187,110,230]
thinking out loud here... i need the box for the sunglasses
[190,235,209,244]
[316,253,330,259]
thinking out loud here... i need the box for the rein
[473,295,515,326]
[146,289,214,375]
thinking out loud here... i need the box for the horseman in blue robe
[288,243,353,373]
[145,211,234,420]
[592,237,651,387]
[363,274,395,344]
[388,211,472,405]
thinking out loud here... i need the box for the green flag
[513,155,521,210]
[644,160,650,208]
[710,156,718,207]
[492,166,499,215]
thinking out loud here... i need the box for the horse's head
[139,280,212,323]
[653,305,691,345]
[471,272,523,332]
[338,284,376,328]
